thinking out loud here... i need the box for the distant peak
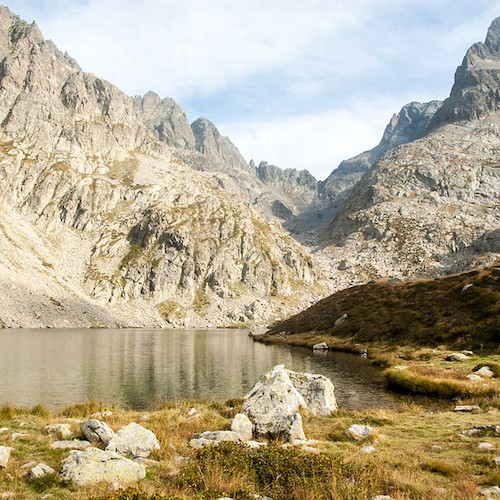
[485,17,500,53]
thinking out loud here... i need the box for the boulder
[231,413,253,441]
[475,366,495,378]
[106,423,159,458]
[60,447,146,486]
[0,446,13,468]
[361,446,376,453]
[347,424,373,440]
[243,365,307,419]
[287,369,337,416]
[253,411,306,442]
[81,419,115,447]
[312,342,329,350]
[45,424,72,440]
[51,440,92,450]
[30,463,56,479]
[466,374,482,381]
[189,430,242,449]
[243,364,336,419]
[445,353,469,362]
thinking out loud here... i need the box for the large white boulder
[60,447,146,486]
[243,364,336,419]
[106,423,159,458]
[243,365,307,419]
[81,419,115,447]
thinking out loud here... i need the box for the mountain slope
[321,18,500,283]
[0,6,323,327]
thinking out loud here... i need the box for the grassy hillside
[266,264,500,348]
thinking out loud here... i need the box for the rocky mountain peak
[429,17,500,129]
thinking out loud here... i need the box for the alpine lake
[0,328,396,411]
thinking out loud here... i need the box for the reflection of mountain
[0,329,393,411]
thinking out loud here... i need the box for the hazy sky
[4,1,500,180]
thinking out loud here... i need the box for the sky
[3,1,500,180]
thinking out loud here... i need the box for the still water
[0,329,396,411]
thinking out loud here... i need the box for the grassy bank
[1,399,500,499]
[265,264,500,348]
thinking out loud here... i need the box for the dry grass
[1,400,500,499]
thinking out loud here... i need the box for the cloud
[220,95,408,180]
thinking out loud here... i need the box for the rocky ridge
[318,19,500,286]
[0,5,323,327]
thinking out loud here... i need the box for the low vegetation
[265,264,500,348]
[1,398,500,499]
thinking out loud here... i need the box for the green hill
[266,264,500,348]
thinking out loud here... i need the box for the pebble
[453,405,481,413]
[478,442,494,450]
[361,446,376,453]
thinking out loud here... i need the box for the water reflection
[0,329,396,411]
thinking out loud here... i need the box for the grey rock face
[346,424,373,440]
[0,6,323,328]
[106,423,159,458]
[430,18,500,129]
[81,419,115,447]
[30,463,55,479]
[60,447,146,486]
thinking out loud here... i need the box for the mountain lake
[0,328,396,411]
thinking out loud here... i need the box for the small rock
[462,350,474,356]
[139,415,150,422]
[187,407,197,416]
[11,432,28,440]
[347,425,373,440]
[478,442,494,450]
[372,496,394,500]
[359,349,368,356]
[461,284,473,292]
[51,440,92,450]
[45,424,72,440]
[0,427,9,433]
[60,447,146,486]
[231,413,253,441]
[301,445,320,454]
[453,405,481,413]
[361,446,376,453]
[393,365,408,370]
[466,374,482,381]
[30,463,56,479]
[475,366,495,378]
[81,419,115,447]
[479,486,500,497]
[446,353,469,362]
[334,314,348,327]
[20,461,38,470]
[312,342,329,350]
[0,493,15,499]
[0,446,13,468]
[106,423,160,458]
[431,445,443,450]
[434,488,447,496]
[189,430,242,449]
[493,456,500,465]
